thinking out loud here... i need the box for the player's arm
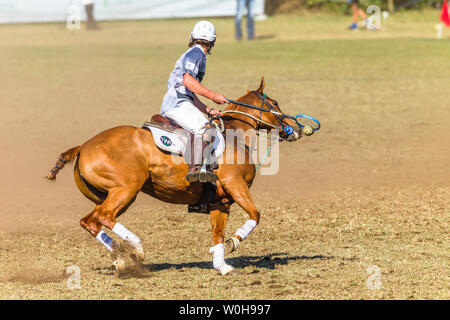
[183,73,228,106]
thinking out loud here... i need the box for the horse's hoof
[112,259,126,277]
[225,237,240,254]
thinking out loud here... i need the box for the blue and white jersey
[161,44,207,113]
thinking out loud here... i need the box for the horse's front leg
[209,203,236,275]
[223,180,260,254]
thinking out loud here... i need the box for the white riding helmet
[191,21,216,42]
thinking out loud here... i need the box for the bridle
[250,90,293,134]
[210,91,298,170]
[218,91,295,138]
[209,92,320,170]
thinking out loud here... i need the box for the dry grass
[0,186,448,299]
[0,11,449,299]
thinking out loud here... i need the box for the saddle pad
[142,123,225,158]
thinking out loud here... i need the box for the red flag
[441,0,450,27]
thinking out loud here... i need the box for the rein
[224,91,294,136]
[226,93,295,123]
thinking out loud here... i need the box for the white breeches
[162,101,209,136]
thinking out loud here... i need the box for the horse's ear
[257,77,265,93]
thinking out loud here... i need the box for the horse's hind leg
[80,210,118,253]
[76,163,121,253]
[92,187,144,274]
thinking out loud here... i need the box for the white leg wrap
[96,230,116,252]
[210,243,235,275]
[210,243,225,270]
[112,222,141,246]
[234,219,258,241]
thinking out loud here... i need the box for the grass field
[0,11,449,299]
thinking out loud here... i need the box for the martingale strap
[221,109,277,129]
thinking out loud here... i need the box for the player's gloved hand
[208,108,222,117]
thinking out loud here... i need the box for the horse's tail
[46,145,81,181]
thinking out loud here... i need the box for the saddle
[150,114,184,130]
[142,114,225,160]
[143,114,228,214]
[142,115,191,157]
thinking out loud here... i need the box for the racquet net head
[295,114,321,131]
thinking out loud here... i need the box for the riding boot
[186,129,218,183]
[186,135,203,183]
[198,127,218,183]
[198,138,218,183]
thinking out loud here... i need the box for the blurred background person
[235,0,255,40]
[83,0,99,30]
[347,0,368,30]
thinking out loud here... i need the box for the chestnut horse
[47,78,301,276]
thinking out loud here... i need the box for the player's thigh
[164,101,209,134]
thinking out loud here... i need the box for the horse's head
[227,77,301,142]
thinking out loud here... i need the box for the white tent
[0,0,265,24]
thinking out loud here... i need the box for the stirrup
[186,171,200,183]
[199,164,218,183]
[186,164,201,183]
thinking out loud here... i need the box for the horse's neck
[223,117,255,131]
[223,118,258,149]
[222,94,260,145]
[223,99,259,133]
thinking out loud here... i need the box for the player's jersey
[161,44,207,113]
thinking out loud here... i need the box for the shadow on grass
[254,34,276,40]
[144,253,335,272]
[94,253,337,279]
